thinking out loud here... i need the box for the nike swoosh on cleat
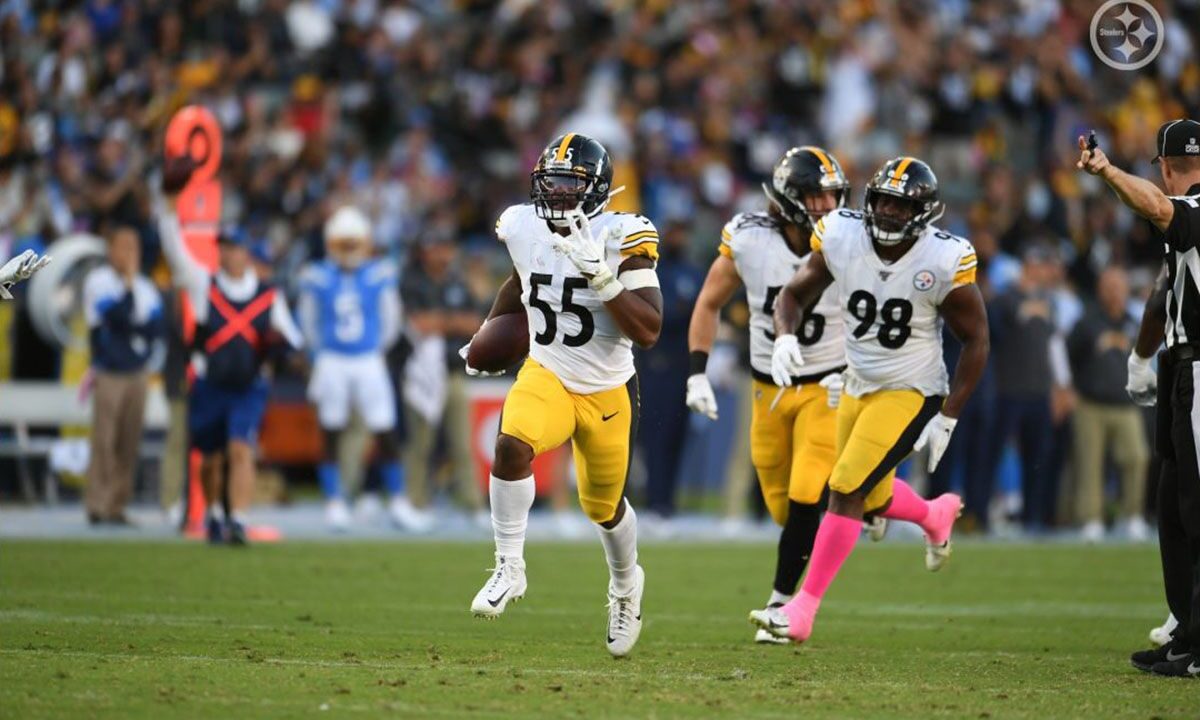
[607,636,615,643]
[1167,650,1189,661]
[487,589,509,608]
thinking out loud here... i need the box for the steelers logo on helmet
[531,133,614,225]
[762,145,850,234]
[863,156,945,247]
[324,205,373,268]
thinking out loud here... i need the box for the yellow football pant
[750,378,838,526]
[499,359,638,524]
[830,389,942,513]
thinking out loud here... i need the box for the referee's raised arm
[1076,136,1176,231]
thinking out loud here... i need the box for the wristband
[689,351,709,376]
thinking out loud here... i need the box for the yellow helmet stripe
[890,157,914,189]
[555,133,577,162]
[801,146,835,175]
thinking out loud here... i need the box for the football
[467,311,530,372]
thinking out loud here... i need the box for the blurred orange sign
[165,106,222,272]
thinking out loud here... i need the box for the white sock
[207,504,224,521]
[598,500,639,595]
[490,474,535,559]
[768,589,792,607]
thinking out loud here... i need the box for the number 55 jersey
[811,209,977,398]
[495,203,660,394]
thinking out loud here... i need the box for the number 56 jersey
[496,203,660,394]
[719,212,845,382]
[812,210,977,398]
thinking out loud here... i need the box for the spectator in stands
[401,228,485,520]
[988,244,1067,531]
[82,226,164,525]
[1067,266,1149,542]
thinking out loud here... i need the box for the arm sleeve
[296,289,320,351]
[379,286,402,350]
[271,292,305,351]
[157,208,211,321]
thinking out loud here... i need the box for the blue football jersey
[299,259,401,355]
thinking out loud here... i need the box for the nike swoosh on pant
[487,589,509,607]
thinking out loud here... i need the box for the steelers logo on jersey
[913,270,935,292]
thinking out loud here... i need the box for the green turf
[0,540,1193,718]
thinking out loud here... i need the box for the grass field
[1,539,1193,719]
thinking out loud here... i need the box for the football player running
[462,133,662,658]
[751,157,989,644]
[298,207,427,533]
[687,146,852,645]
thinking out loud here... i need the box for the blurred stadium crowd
[1,0,1199,537]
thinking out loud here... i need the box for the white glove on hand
[549,210,622,301]
[1126,352,1157,407]
[819,372,844,409]
[457,340,505,377]
[0,250,52,300]
[686,373,719,420]
[913,412,958,473]
[770,334,805,387]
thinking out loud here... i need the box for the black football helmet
[531,133,614,223]
[863,156,944,246]
[763,146,851,233]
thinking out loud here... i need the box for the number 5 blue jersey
[298,259,402,356]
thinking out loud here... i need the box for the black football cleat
[1150,654,1200,678]
[206,516,226,545]
[227,520,248,547]
[1132,639,1190,672]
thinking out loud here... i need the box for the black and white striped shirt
[1163,183,1200,348]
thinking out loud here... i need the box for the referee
[1078,119,1200,678]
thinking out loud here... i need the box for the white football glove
[0,250,52,300]
[819,372,844,409]
[1126,352,1157,407]
[686,373,719,420]
[913,412,957,473]
[770,334,805,387]
[548,210,622,301]
[457,340,505,377]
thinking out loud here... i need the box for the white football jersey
[719,212,844,381]
[813,209,977,397]
[496,204,659,394]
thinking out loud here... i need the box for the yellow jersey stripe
[721,227,732,241]
[813,217,827,237]
[801,145,835,174]
[958,253,977,266]
[890,157,914,189]
[622,230,659,245]
[718,242,733,259]
[621,238,658,251]
[952,266,977,285]
[555,133,576,162]
[809,231,823,252]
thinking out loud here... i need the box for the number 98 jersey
[496,204,660,394]
[719,212,845,382]
[812,209,977,398]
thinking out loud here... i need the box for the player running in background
[0,249,51,299]
[461,133,662,657]
[298,206,427,533]
[751,156,989,643]
[158,175,304,545]
[687,146,854,645]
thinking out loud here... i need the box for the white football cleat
[923,494,963,572]
[389,496,434,533]
[865,516,888,542]
[748,605,794,642]
[754,624,790,644]
[471,555,527,618]
[605,565,645,658]
[325,498,351,533]
[1150,613,1178,647]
